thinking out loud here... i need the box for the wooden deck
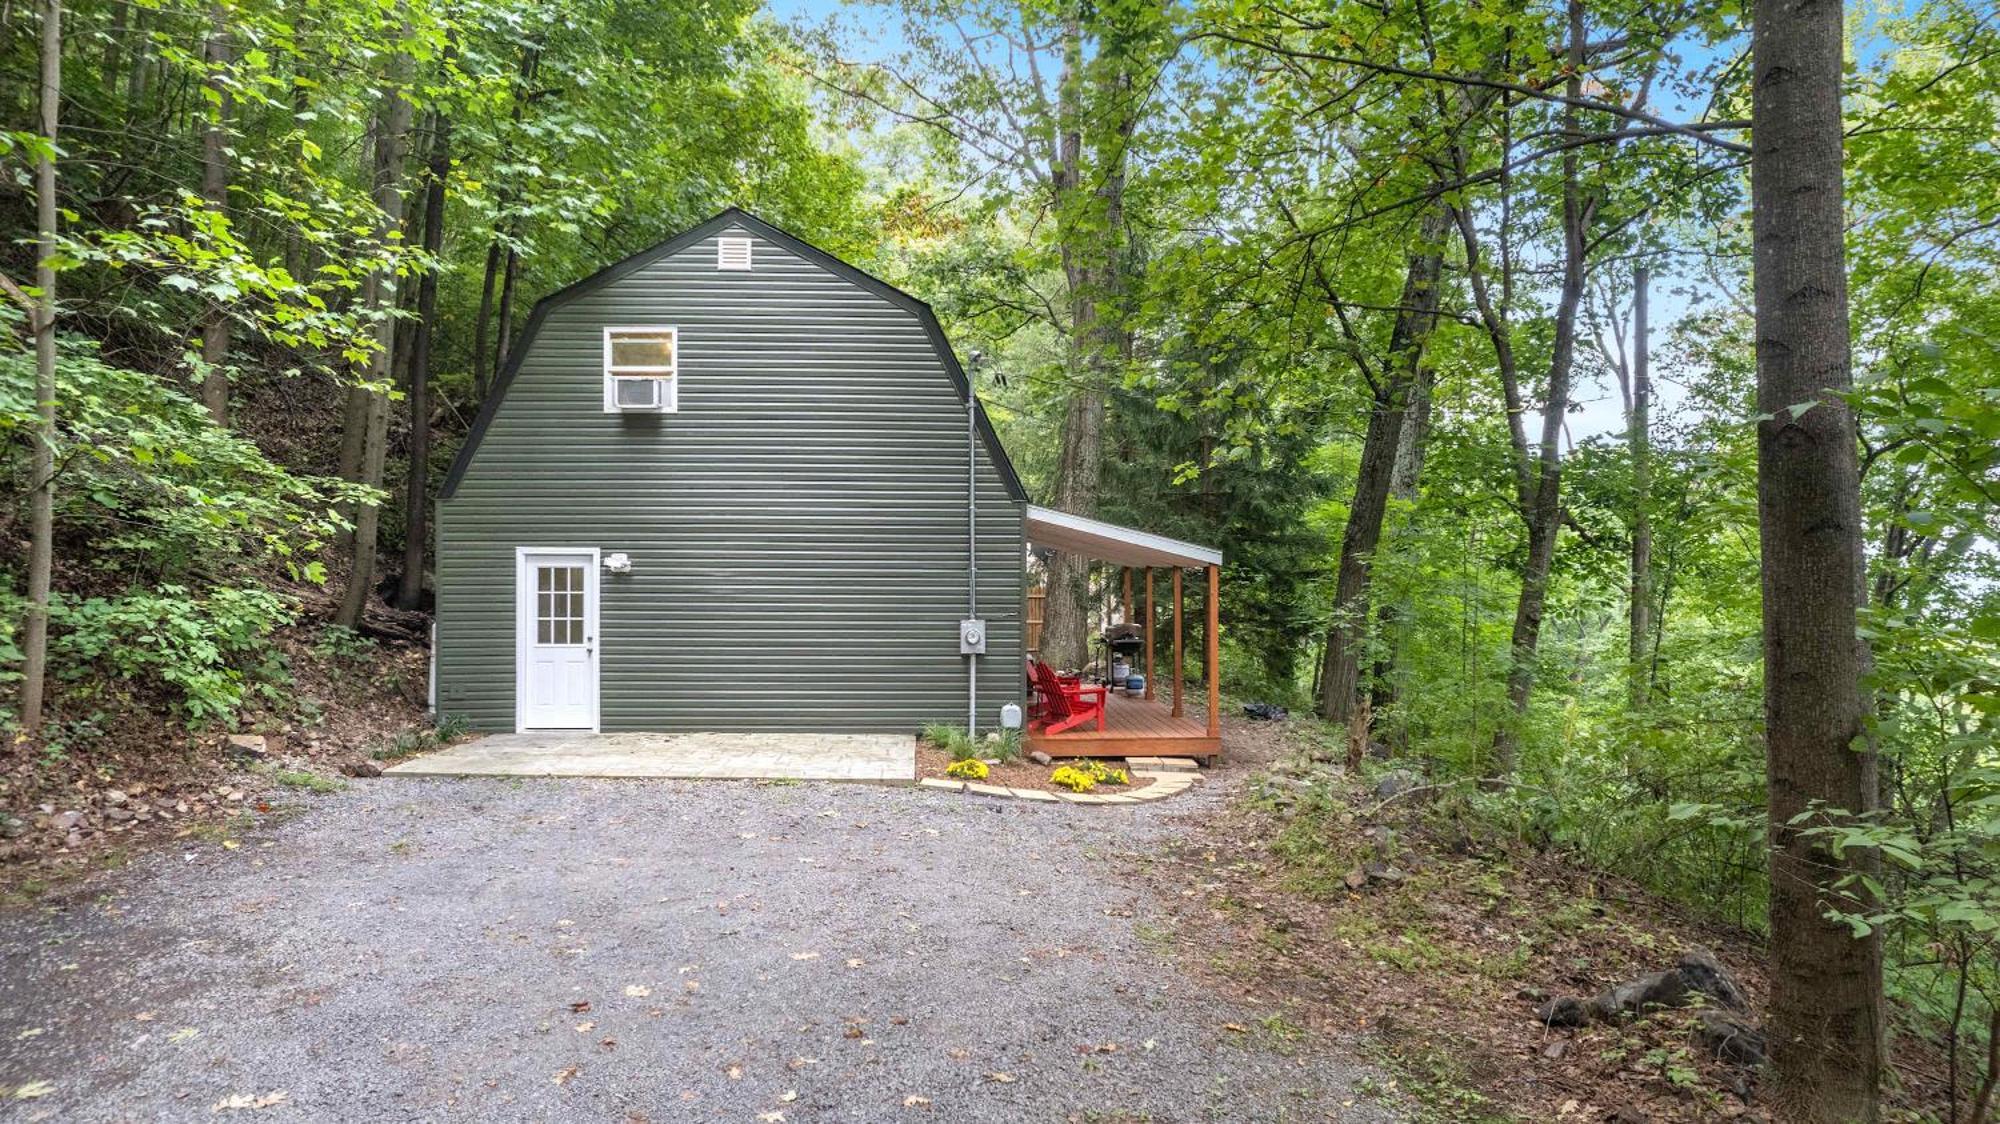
[1027,688,1221,763]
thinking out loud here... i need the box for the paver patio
[385,730,915,782]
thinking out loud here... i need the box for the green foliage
[0,342,372,721]
[312,625,377,665]
[920,721,978,761]
[371,723,451,762]
[50,586,294,721]
[0,341,374,583]
[272,769,344,793]
[988,727,1023,764]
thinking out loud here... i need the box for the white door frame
[515,546,601,732]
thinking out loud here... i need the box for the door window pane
[534,565,586,647]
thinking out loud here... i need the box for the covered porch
[1023,505,1223,764]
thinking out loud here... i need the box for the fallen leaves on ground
[552,1066,579,1086]
[623,985,651,997]
[12,1081,55,1100]
[903,1095,932,1108]
[983,1072,1016,1084]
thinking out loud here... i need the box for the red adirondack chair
[1029,659,1107,734]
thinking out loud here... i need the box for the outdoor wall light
[603,552,632,574]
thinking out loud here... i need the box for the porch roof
[1024,505,1223,569]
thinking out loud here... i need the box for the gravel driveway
[0,772,1397,1122]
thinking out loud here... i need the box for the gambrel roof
[440,208,1027,503]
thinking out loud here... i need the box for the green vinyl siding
[435,220,1025,732]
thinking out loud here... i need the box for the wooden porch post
[1206,564,1221,739]
[1121,567,1133,624]
[1143,567,1155,700]
[1171,568,1184,718]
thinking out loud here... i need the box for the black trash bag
[1242,702,1289,721]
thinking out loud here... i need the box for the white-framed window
[602,326,678,413]
[716,236,753,271]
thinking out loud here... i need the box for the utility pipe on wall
[966,352,979,737]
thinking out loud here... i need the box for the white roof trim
[1025,505,1223,569]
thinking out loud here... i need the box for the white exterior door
[517,550,598,730]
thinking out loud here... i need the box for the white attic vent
[716,236,753,271]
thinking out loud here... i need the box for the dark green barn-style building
[434,209,1225,759]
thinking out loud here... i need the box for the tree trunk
[494,243,521,375]
[471,241,500,400]
[1492,0,1592,775]
[1041,391,1105,670]
[477,43,541,396]
[1752,0,1885,1113]
[335,38,414,631]
[19,0,61,733]
[1627,263,1652,709]
[197,2,232,424]
[333,118,378,549]
[104,0,124,84]
[123,6,149,110]
[1317,204,1451,749]
[398,107,449,611]
[1368,359,1436,726]
[1039,15,1134,672]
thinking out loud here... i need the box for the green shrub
[920,721,978,761]
[989,728,1024,763]
[313,625,377,664]
[0,342,379,724]
[51,586,294,721]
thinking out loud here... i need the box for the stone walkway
[386,731,914,782]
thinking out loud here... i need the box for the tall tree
[1317,203,1451,751]
[335,28,416,630]
[17,0,63,732]
[470,41,539,398]
[399,103,451,611]
[1751,0,1885,1113]
[810,2,1175,670]
[197,1,234,424]
[1603,262,1654,708]
[1031,8,1155,671]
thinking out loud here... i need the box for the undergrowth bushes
[0,341,377,726]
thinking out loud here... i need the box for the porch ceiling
[1024,505,1222,569]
